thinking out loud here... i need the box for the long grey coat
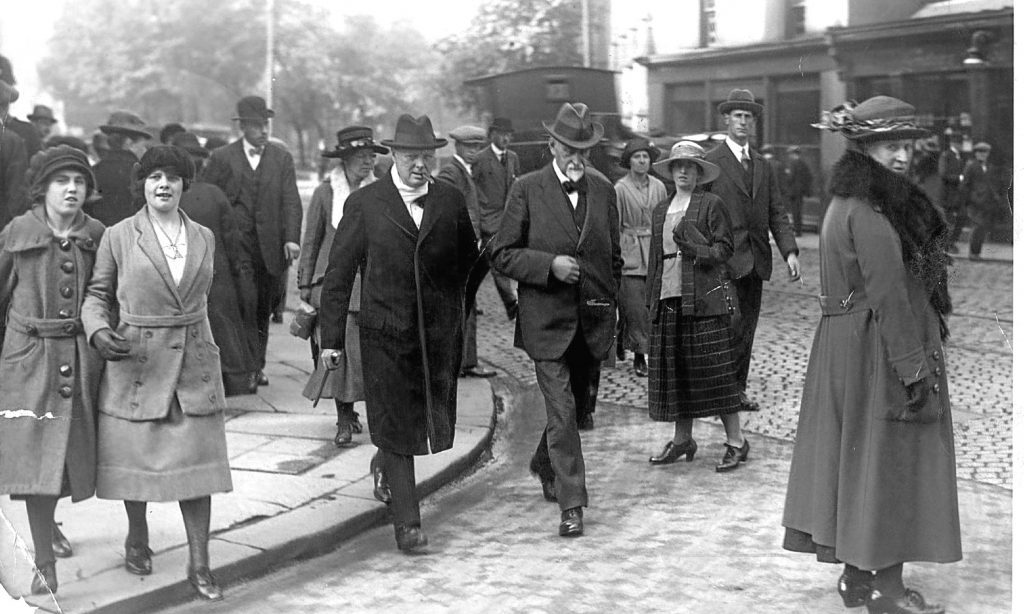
[0,208,104,500]
[82,208,227,421]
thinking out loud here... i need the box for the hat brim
[322,144,389,158]
[99,125,153,140]
[619,145,661,169]
[28,116,57,124]
[845,127,932,142]
[542,121,604,149]
[380,138,448,150]
[652,156,720,185]
[180,145,210,158]
[717,101,764,116]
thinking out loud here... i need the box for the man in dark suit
[492,102,622,538]
[473,117,520,320]
[0,80,27,228]
[205,96,302,386]
[782,146,813,236]
[938,137,965,251]
[89,111,152,227]
[437,125,496,379]
[961,141,1004,260]
[704,89,800,413]
[319,114,481,553]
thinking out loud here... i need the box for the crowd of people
[0,46,991,611]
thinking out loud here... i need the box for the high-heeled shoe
[334,420,353,447]
[715,439,750,472]
[124,540,153,576]
[370,453,391,504]
[187,566,224,601]
[30,561,57,595]
[649,439,697,465]
[837,570,873,607]
[866,588,944,614]
[52,522,72,558]
[395,524,428,553]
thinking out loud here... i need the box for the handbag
[289,302,317,340]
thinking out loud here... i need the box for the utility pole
[581,0,591,67]
[265,0,275,135]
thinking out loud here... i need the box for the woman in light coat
[297,127,386,446]
[0,146,104,595]
[82,145,232,601]
[782,97,958,614]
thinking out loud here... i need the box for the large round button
[58,239,71,251]
[934,367,942,376]
[59,286,73,298]
[202,374,211,382]
[60,261,74,273]
[63,322,76,334]
[931,383,940,393]
[25,325,37,336]
[58,386,72,399]
[208,394,216,402]
[57,308,72,319]
[58,364,72,377]
[931,351,940,360]
[144,331,153,338]
[84,238,95,248]
[191,330,198,337]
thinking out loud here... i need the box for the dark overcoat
[704,143,798,280]
[782,151,960,570]
[319,177,479,455]
[82,208,227,421]
[491,164,622,361]
[645,191,736,320]
[472,146,519,238]
[203,140,302,277]
[437,159,482,238]
[0,129,27,229]
[0,207,104,500]
[88,149,141,227]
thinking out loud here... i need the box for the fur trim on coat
[829,149,952,338]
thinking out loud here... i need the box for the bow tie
[248,146,263,157]
[562,179,585,195]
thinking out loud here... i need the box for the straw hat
[652,141,720,184]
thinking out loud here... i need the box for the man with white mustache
[492,102,622,538]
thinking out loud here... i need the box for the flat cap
[448,125,487,144]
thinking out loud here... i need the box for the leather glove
[888,374,940,423]
[672,220,708,258]
[93,328,131,361]
[320,348,343,371]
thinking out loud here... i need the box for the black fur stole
[829,149,952,339]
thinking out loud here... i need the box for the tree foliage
[435,0,583,113]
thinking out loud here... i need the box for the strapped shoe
[558,507,584,537]
[187,566,224,601]
[866,589,945,614]
[334,420,353,447]
[395,525,429,553]
[124,541,153,576]
[649,439,698,465]
[715,439,750,473]
[837,570,873,608]
[52,522,72,558]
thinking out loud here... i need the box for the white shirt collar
[491,143,505,158]
[725,137,748,163]
[243,138,262,154]
[453,153,472,174]
[551,159,571,184]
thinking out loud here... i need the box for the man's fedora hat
[619,137,660,169]
[171,132,210,158]
[0,80,19,105]
[718,89,763,116]
[381,114,447,150]
[653,140,721,184]
[322,126,388,158]
[488,117,514,134]
[28,105,57,124]
[99,111,152,140]
[813,96,930,143]
[543,102,604,149]
[449,125,488,144]
[233,95,275,122]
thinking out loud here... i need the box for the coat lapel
[751,155,765,200]
[377,180,419,242]
[714,147,751,197]
[416,181,445,245]
[132,209,184,306]
[541,166,580,243]
[175,211,209,298]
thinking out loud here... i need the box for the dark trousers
[377,448,420,527]
[461,305,478,370]
[968,210,996,256]
[787,195,804,235]
[730,273,763,390]
[481,232,517,315]
[246,242,281,370]
[531,331,600,511]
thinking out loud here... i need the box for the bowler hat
[26,145,96,203]
[0,80,19,105]
[619,137,660,169]
[171,132,210,158]
[543,102,604,150]
[27,105,57,124]
[322,126,388,158]
[381,114,447,150]
[449,125,488,144]
[717,89,763,116]
[99,111,152,140]
[488,117,514,134]
[233,95,275,122]
[973,141,991,152]
[136,145,195,183]
[652,140,720,185]
[813,96,930,142]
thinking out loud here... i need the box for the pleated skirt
[617,276,650,354]
[648,298,740,421]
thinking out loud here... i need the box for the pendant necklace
[150,211,185,260]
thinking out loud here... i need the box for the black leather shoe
[633,354,648,378]
[738,390,761,412]
[370,454,391,504]
[649,439,698,465]
[30,561,57,595]
[715,439,750,473]
[334,420,353,447]
[257,371,269,386]
[837,571,873,608]
[52,522,72,558]
[188,566,224,601]
[866,589,944,614]
[395,525,429,553]
[461,366,497,378]
[558,507,583,537]
[577,413,594,431]
[124,541,153,576]
[348,411,363,434]
[615,339,626,361]
[271,312,283,324]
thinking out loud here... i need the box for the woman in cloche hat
[298,126,388,446]
[645,141,749,474]
[782,96,957,614]
[0,146,104,596]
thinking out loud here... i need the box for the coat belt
[7,310,82,337]
[818,292,870,316]
[119,309,205,327]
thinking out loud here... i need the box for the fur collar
[830,149,952,338]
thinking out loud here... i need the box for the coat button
[58,386,72,398]
[202,374,211,382]
[931,383,940,393]
[191,330,198,337]
[84,238,95,248]
[171,344,183,350]
[134,381,143,387]
[138,356,147,363]
[61,261,74,273]
[58,239,71,251]
[208,394,216,402]
[58,308,72,319]
[934,367,942,376]
[25,325,37,336]
[144,331,153,338]
[59,286,73,298]
[63,322,76,334]
[58,364,72,377]
[931,351,940,360]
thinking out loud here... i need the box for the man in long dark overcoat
[0,80,27,229]
[319,114,480,553]
[492,102,622,538]
[704,89,800,412]
[204,96,302,386]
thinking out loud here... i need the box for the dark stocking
[25,495,58,567]
[180,496,212,571]
[336,400,353,425]
[124,500,149,547]
[844,562,873,583]
[874,563,906,597]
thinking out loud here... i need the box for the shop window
[775,89,820,145]
[787,0,806,37]
[669,101,707,135]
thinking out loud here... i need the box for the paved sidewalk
[0,325,497,613]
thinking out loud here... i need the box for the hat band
[553,124,595,145]
[813,103,924,138]
[344,137,374,149]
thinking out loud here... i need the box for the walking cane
[312,350,341,407]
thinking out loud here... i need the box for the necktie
[741,148,751,173]
[499,152,506,167]
[562,179,583,195]
[249,146,263,157]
